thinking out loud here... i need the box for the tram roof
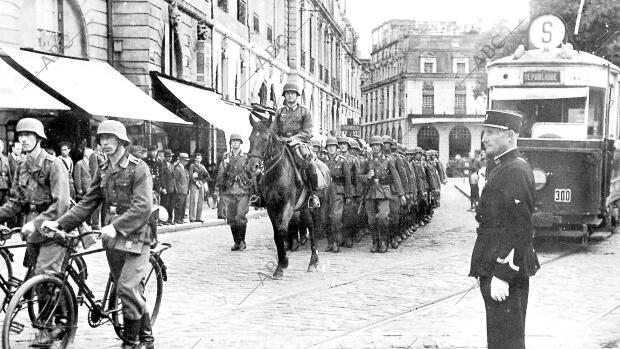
[487,46,620,73]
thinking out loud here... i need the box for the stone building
[361,19,487,165]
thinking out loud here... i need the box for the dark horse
[246,114,319,278]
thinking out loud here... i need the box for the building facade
[361,20,486,165]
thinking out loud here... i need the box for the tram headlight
[532,168,547,190]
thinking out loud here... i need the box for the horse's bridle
[247,129,285,175]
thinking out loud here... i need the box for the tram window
[588,88,605,138]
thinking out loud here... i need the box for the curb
[157,209,269,234]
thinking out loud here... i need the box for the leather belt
[26,202,51,214]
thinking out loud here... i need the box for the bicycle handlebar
[0,225,22,241]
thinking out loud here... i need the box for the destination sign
[523,70,561,84]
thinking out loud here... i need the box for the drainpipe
[106,0,114,65]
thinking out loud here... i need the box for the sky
[345,0,531,58]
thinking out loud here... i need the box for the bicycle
[0,227,28,312]
[2,229,171,348]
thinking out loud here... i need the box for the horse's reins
[247,129,285,175]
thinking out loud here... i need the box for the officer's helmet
[282,82,301,97]
[230,133,243,144]
[325,136,338,146]
[97,120,130,143]
[369,135,384,146]
[16,118,47,139]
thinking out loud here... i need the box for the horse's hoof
[291,242,301,252]
[273,267,283,279]
[280,256,289,269]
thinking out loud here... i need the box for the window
[218,0,228,12]
[423,95,434,114]
[267,25,273,44]
[424,62,433,73]
[456,62,466,74]
[253,13,260,33]
[237,0,246,23]
[455,93,466,114]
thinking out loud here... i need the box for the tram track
[306,245,588,348]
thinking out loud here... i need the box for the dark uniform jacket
[160,160,175,194]
[8,153,22,182]
[0,148,70,243]
[270,104,312,139]
[411,160,427,197]
[144,156,161,192]
[57,150,154,254]
[391,153,410,197]
[469,148,540,282]
[424,161,440,191]
[89,150,106,177]
[325,153,353,198]
[366,153,404,200]
[0,154,11,190]
[217,151,252,195]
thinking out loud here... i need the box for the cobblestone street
[4,179,620,349]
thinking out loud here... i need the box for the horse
[246,114,319,278]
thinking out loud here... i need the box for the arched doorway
[449,125,471,158]
[417,125,439,151]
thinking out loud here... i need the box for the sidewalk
[158,204,268,234]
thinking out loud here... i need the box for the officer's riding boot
[121,318,141,349]
[239,225,247,250]
[230,226,241,251]
[306,164,321,208]
[138,313,155,349]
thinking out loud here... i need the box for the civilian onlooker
[469,169,480,210]
[159,149,175,225]
[206,162,219,208]
[8,141,23,178]
[188,152,210,223]
[89,144,107,229]
[58,142,75,199]
[172,153,189,224]
[0,140,11,205]
[74,148,93,202]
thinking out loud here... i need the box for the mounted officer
[44,120,156,349]
[270,81,320,208]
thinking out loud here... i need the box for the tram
[486,15,620,239]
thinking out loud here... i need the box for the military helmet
[282,81,301,97]
[97,120,130,143]
[230,133,243,143]
[337,136,349,146]
[311,139,321,148]
[349,138,360,150]
[325,136,338,146]
[405,148,415,155]
[16,118,47,139]
[415,147,423,153]
[381,135,393,144]
[369,135,384,146]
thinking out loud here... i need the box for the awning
[490,87,589,100]
[0,46,189,124]
[0,57,69,110]
[153,74,252,144]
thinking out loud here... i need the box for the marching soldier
[310,138,327,239]
[350,139,368,242]
[338,136,358,248]
[423,150,441,212]
[270,81,320,208]
[382,136,408,249]
[324,136,353,253]
[469,110,539,349]
[411,148,429,225]
[0,118,71,346]
[44,120,156,349]
[217,133,252,251]
[397,144,417,239]
[365,136,405,253]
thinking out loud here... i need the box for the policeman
[0,118,71,346]
[365,135,405,253]
[469,110,540,349]
[44,120,156,349]
[270,81,320,208]
[324,136,353,253]
[382,136,408,248]
[338,136,358,248]
[217,133,252,251]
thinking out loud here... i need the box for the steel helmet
[349,138,360,150]
[381,135,393,144]
[337,136,349,145]
[369,135,384,146]
[282,82,301,97]
[325,136,338,146]
[230,133,243,143]
[405,148,415,155]
[311,139,321,147]
[16,118,46,139]
[97,120,130,143]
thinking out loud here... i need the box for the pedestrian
[8,141,23,178]
[58,142,75,199]
[0,118,70,345]
[469,110,540,349]
[188,152,209,222]
[74,147,93,202]
[216,133,252,251]
[159,149,175,225]
[144,145,161,200]
[44,120,156,349]
[206,162,219,208]
[0,140,11,205]
[172,152,190,224]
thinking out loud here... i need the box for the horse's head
[247,112,274,174]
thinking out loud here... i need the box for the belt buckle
[109,205,117,215]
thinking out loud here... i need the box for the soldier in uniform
[382,136,409,248]
[323,136,353,253]
[310,138,327,239]
[217,133,252,251]
[469,110,539,349]
[365,136,405,253]
[144,146,161,199]
[396,144,417,239]
[270,81,320,208]
[44,120,156,349]
[338,136,358,248]
[350,139,368,242]
[0,118,71,345]
[412,148,430,225]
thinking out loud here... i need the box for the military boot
[138,313,155,349]
[121,318,141,349]
[230,226,241,251]
[344,236,353,248]
[370,238,379,253]
[239,225,247,250]
[390,236,399,249]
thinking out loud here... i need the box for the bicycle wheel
[107,256,163,340]
[0,249,14,307]
[2,274,77,349]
